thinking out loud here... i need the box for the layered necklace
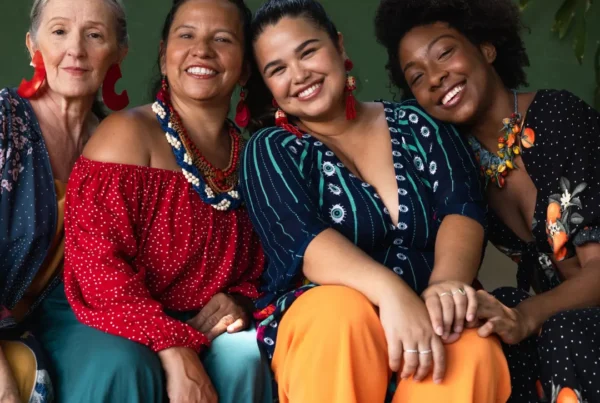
[468,90,535,189]
[152,85,244,211]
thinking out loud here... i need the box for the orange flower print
[522,127,536,148]
[546,178,587,262]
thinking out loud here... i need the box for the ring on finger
[404,349,419,353]
[452,287,466,296]
[419,350,432,354]
[439,292,452,297]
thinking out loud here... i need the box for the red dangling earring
[234,87,250,128]
[344,58,357,121]
[273,99,303,139]
[102,64,129,111]
[18,51,46,99]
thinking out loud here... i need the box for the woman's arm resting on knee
[0,345,20,403]
[478,243,600,344]
[303,229,448,383]
[518,243,600,337]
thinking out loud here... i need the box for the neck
[297,101,366,147]
[466,82,514,145]
[170,94,230,148]
[29,88,96,146]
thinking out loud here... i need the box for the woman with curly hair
[375,1,600,402]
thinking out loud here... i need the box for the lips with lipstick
[440,83,465,107]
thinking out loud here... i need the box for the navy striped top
[241,100,485,358]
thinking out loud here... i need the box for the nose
[191,39,216,59]
[290,62,310,84]
[428,66,448,90]
[66,32,87,59]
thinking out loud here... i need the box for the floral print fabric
[470,90,600,403]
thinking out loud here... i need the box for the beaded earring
[344,59,357,120]
[234,87,250,128]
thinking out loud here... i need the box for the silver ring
[419,350,432,354]
[404,349,419,353]
[439,292,452,297]
[452,288,466,296]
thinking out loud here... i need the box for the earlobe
[480,43,497,64]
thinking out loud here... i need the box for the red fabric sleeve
[63,158,209,353]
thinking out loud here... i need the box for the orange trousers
[272,286,512,403]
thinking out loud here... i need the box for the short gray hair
[29,0,129,48]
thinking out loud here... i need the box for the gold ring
[452,288,466,296]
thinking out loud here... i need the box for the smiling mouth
[295,81,323,100]
[185,66,218,77]
[440,83,465,106]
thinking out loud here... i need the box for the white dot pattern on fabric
[483,90,600,402]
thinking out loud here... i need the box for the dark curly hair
[374,0,529,99]
[149,0,252,100]
[245,0,340,132]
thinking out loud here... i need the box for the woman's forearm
[517,262,600,333]
[429,215,484,285]
[303,228,413,306]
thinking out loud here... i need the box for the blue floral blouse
[241,100,486,359]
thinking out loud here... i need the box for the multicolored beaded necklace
[152,85,244,211]
[468,90,535,189]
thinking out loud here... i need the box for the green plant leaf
[553,0,578,39]
[573,17,587,64]
[519,0,532,11]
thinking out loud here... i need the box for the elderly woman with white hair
[0,0,129,401]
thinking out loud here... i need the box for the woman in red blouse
[31,1,272,403]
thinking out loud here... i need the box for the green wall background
[0,0,598,108]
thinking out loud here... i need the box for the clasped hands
[421,281,535,346]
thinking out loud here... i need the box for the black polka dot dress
[477,90,600,403]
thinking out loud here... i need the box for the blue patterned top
[241,100,485,359]
[0,88,57,316]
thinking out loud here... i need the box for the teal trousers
[32,283,273,403]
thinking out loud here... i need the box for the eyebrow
[402,34,456,73]
[262,38,320,74]
[174,24,197,31]
[47,17,107,28]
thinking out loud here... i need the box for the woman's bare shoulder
[83,105,163,166]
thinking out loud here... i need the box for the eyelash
[411,74,423,86]
[301,48,315,58]
[439,48,453,59]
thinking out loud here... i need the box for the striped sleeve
[241,127,328,293]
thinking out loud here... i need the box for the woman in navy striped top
[240,1,511,402]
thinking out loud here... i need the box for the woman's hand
[476,290,535,345]
[187,293,250,341]
[158,347,218,403]
[378,281,446,384]
[421,281,478,343]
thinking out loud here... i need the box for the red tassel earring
[234,87,250,128]
[102,64,129,111]
[344,59,357,121]
[18,51,46,99]
[273,99,303,138]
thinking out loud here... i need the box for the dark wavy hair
[374,0,529,99]
[149,0,253,100]
[245,0,340,132]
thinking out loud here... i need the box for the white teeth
[298,83,321,98]
[442,84,464,105]
[186,67,217,76]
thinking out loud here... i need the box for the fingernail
[436,326,443,335]
[434,378,442,384]
[467,314,474,322]
[454,326,462,333]
[413,379,420,383]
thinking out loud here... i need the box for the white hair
[29,0,129,48]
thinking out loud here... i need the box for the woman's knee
[293,285,379,332]
[450,329,505,364]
